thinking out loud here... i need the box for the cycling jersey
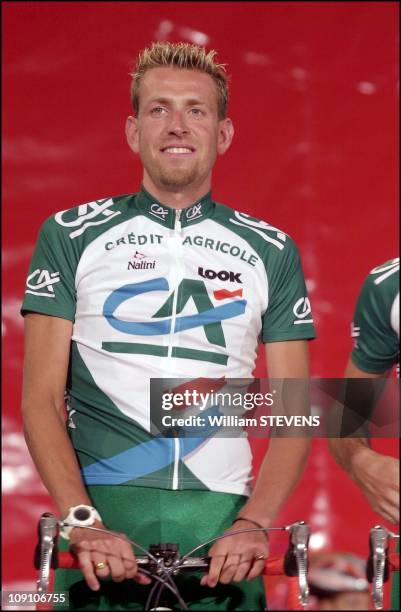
[351,258,399,374]
[21,186,315,496]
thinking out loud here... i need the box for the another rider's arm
[328,358,399,524]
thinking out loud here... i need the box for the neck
[142,175,212,208]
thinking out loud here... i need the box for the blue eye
[151,107,166,115]
[190,108,203,116]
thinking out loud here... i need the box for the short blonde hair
[130,41,229,119]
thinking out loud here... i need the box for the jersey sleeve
[21,215,78,321]
[351,272,399,373]
[262,237,316,343]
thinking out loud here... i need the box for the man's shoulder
[355,257,400,321]
[363,257,399,295]
[212,200,294,255]
[38,193,137,242]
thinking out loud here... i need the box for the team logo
[55,199,120,239]
[198,267,242,283]
[127,251,156,271]
[229,212,287,251]
[150,204,169,220]
[25,269,61,298]
[186,203,202,221]
[293,297,313,324]
[102,277,247,364]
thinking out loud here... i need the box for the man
[22,42,315,610]
[329,257,399,610]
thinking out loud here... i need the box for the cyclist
[22,42,315,610]
[329,257,399,610]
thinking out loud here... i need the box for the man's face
[126,66,233,193]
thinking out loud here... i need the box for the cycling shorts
[53,486,267,611]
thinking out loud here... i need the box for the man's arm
[22,313,91,513]
[22,313,150,589]
[328,358,399,524]
[238,340,311,523]
[202,340,311,587]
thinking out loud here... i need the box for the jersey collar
[135,185,214,228]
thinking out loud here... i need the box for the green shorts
[54,486,267,611]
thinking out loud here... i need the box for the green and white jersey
[351,258,399,374]
[22,187,315,496]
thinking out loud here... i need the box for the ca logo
[102,278,247,364]
[150,204,169,220]
[186,203,202,220]
[55,199,120,239]
[293,297,312,323]
[26,269,60,298]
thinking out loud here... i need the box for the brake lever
[36,513,58,594]
[284,521,310,606]
[368,526,399,610]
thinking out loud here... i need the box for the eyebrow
[148,97,208,107]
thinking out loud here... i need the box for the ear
[125,115,139,154]
[217,118,234,155]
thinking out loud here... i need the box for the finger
[232,557,254,583]
[219,554,241,585]
[122,554,137,579]
[232,558,253,583]
[378,506,399,524]
[122,554,151,583]
[105,550,126,582]
[134,571,153,585]
[103,540,131,582]
[246,558,266,581]
[91,550,111,579]
[382,489,400,507]
[201,554,226,588]
[119,543,152,584]
[376,497,399,523]
[77,549,101,591]
[383,507,399,524]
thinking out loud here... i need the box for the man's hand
[351,448,399,524]
[200,520,268,587]
[69,522,151,591]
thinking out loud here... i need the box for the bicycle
[34,513,311,611]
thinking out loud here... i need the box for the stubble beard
[157,165,200,190]
[144,153,203,191]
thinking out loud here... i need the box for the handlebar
[34,513,310,609]
[56,550,291,573]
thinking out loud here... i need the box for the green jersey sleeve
[351,259,400,373]
[262,237,316,343]
[21,215,78,321]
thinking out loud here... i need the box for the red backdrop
[2,2,399,607]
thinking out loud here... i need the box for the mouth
[160,146,195,155]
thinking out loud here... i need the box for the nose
[167,110,189,137]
